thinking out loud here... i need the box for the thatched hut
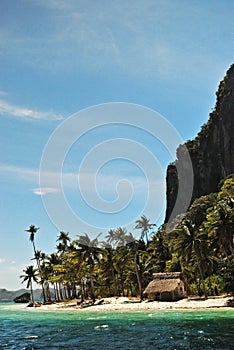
[144,272,187,301]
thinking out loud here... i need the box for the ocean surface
[0,302,233,349]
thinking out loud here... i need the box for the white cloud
[32,187,62,196]
[0,258,6,264]
[0,99,64,121]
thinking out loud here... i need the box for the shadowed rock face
[165,64,234,222]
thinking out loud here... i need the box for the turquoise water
[0,303,233,349]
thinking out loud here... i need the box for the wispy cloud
[3,0,226,81]
[0,258,6,264]
[0,100,63,121]
[0,164,38,182]
[0,164,62,194]
[0,163,164,200]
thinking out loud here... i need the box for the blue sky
[0,0,233,290]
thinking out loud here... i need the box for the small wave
[24,335,39,339]
[87,316,106,320]
[94,324,109,330]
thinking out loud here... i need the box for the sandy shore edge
[36,296,234,312]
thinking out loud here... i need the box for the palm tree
[25,225,40,258]
[104,228,133,296]
[20,265,38,303]
[76,233,101,303]
[102,241,118,296]
[104,229,136,297]
[45,252,64,301]
[113,227,128,246]
[114,244,130,296]
[127,239,146,300]
[56,231,70,252]
[135,215,156,244]
[25,225,46,303]
[105,229,116,247]
[206,200,234,259]
[170,219,208,298]
[147,227,171,272]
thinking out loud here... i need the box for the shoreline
[36,295,234,312]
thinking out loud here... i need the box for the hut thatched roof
[144,278,181,294]
[152,272,183,280]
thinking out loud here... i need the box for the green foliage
[164,254,181,272]
[22,175,234,301]
[167,175,234,295]
[204,275,227,295]
[218,175,234,199]
[218,258,234,293]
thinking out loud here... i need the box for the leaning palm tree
[25,225,46,303]
[25,225,40,258]
[20,265,38,304]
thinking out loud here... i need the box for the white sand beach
[37,295,233,312]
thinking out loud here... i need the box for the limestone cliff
[165,64,234,222]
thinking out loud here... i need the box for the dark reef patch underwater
[0,303,233,349]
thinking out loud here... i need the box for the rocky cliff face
[165,64,234,222]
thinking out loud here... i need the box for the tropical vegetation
[21,176,234,303]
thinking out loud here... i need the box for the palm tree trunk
[110,260,118,296]
[31,239,46,303]
[90,264,95,303]
[115,275,120,296]
[30,280,34,304]
[81,281,85,302]
[145,232,149,246]
[195,248,207,298]
[59,283,63,300]
[55,282,60,301]
[64,285,68,299]
[45,282,51,301]
[134,252,143,300]
[53,284,57,301]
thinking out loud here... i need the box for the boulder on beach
[13,292,31,303]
